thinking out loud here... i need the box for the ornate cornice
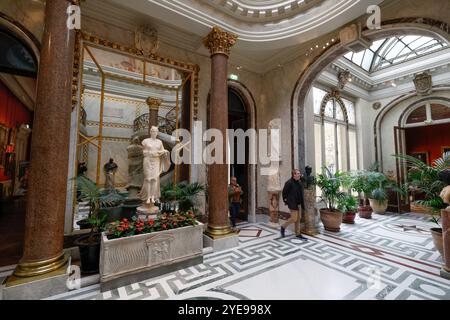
[203,26,238,57]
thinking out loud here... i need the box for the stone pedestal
[203,233,239,252]
[441,208,450,279]
[268,191,280,229]
[301,187,319,235]
[136,203,158,220]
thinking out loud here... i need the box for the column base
[204,224,234,239]
[203,233,239,252]
[2,254,70,300]
[440,267,450,280]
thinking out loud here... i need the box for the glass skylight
[343,36,448,73]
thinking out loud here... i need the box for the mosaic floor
[35,212,450,299]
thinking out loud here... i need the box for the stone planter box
[100,222,204,291]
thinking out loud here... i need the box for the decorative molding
[413,72,433,96]
[203,26,238,57]
[135,25,160,57]
[372,102,382,110]
[337,69,351,90]
[85,121,134,130]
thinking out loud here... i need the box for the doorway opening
[228,87,249,222]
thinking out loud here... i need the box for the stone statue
[126,136,144,199]
[137,126,170,216]
[104,158,118,192]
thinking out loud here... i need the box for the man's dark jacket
[282,178,305,210]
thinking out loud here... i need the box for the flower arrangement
[106,210,198,240]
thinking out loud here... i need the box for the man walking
[281,169,308,241]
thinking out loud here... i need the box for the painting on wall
[442,146,450,156]
[410,151,429,165]
[0,125,9,168]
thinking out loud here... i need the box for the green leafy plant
[76,175,113,243]
[337,192,358,214]
[160,181,205,214]
[316,167,345,211]
[394,152,450,213]
[371,187,388,202]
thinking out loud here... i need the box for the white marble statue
[138,126,170,214]
[126,136,144,199]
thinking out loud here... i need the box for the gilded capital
[203,26,238,57]
[146,97,162,110]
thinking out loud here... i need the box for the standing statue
[126,136,144,199]
[137,126,170,216]
[104,158,118,192]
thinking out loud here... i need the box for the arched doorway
[0,17,38,266]
[291,19,450,170]
[228,87,249,222]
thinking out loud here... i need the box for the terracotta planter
[369,199,388,215]
[320,208,343,232]
[342,210,356,224]
[358,205,372,219]
[430,227,444,258]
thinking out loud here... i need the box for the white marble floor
[43,212,450,300]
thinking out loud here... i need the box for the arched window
[313,87,358,174]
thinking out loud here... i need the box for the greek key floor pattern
[46,212,450,300]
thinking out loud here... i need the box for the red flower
[162,224,167,229]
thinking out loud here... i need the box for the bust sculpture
[104,158,118,192]
[439,169,450,209]
[138,126,170,215]
[126,136,144,199]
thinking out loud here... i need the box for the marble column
[8,0,75,282]
[203,27,237,238]
[301,187,320,235]
[441,209,450,279]
[147,97,162,132]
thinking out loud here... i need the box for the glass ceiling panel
[342,35,447,73]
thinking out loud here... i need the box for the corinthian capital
[203,26,238,57]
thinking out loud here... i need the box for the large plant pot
[121,199,141,220]
[369,199,388,215]
[100,222,204,287]
[342,210,356,224]
[358,205,372,219]
[76,219,92,230]
[430,227,444,258]
[101,205,123,223]
[74,234,101,274]
[320,209,343,232]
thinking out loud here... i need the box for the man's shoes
[296,234,308,241]
[280,227,285,238]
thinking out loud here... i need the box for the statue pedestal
[267,191,280,229]
[441,208,450,280]
[301,187,319,236]
[126,186,140,200]
[137,204,159,220]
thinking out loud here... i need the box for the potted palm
[337,192,358,224]
[394,152,450,257]
[369,187,389,214]
[316,167,345,232]
[342,170,373,219]
[160,181,205,219]
[73,175,111,274]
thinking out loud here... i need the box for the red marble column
[203,27,237,238]
[11,0,76,278]
[441,209,450,277]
